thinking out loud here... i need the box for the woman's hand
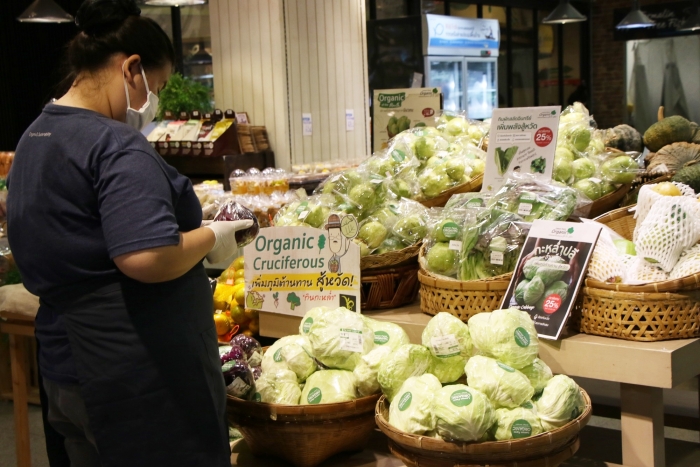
[204,220,254,264]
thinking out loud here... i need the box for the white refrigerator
[422,15,500,120]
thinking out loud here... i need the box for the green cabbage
[535,256,568,286]
[468,309,539,370]
[261,335,314,377]
[253,369,302,405]
[523,276,545,305]
[465,355,535,409]
[378,344,433,402]
[308,307,373,370]
[543,280,569,303]
[388,374,442,435]
[363,317,411,351]
[301,370,357,405]
[535,375,585,431]
[493,406,543,440]
[523,256,542,280]
[519,358,553,394]
[433,384,495,441]
[278,343,316,383]
[353,346,393,397]
[514,279,529,306]
[422,312,472,383]
[299,306,331,335]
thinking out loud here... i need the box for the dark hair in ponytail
[56,0,174,95]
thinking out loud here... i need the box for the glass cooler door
[465,58,498,120]
[425,56,465,111]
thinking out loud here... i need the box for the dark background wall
[0,0,82,151]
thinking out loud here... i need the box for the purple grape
[229,334,262,360]
[222,361,255,398]
[220,345,247,366]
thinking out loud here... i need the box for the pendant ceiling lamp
[542,0,587,25]
[143,0,207,6]
[17,0,73,23]
[616,0,655,29]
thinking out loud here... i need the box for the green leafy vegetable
[433,385,495,441]
[422,312,472,383]
[492,406,543,440]
[530,157,546,174]
[465,356,535,409]
[388,374,442,435]
[378,344,433,402]
[301,370,358,405]
[468,309,539,370]
[495,146,518,175]
[535,375,586,431]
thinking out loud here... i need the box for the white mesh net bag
[634,196,700,272]
[635,182,696,228]
[588,241,626,283]
[625,256,669,283]
[670,244,700,280]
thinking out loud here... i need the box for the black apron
[44,264,230,467]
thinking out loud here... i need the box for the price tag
[430,334,460,358]
[490,251,504,265]
[449,240,463,251]
[297,210,310,220]
[340,329,364,352]
[518,203,533,216]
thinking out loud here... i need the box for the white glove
[204,220,254,264]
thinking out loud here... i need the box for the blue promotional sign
[423,14,500,56]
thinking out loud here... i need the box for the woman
[7,1,248,465]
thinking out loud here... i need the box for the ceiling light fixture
[17,0,73,23]
[616,0,655,29]
[542,0,587,25]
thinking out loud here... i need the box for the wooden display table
[260,304,700,467]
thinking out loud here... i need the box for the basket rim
[375,388,592,456]
[418,244,512,284]
[227,392,381,416]
[417,173,484,207]
[589,205,700,293]
[361,242,421,271]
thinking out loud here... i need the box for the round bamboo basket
[576,206,700,341]
[361,263,420,310]
[584,182,632,219]
[418,174,484,208]
[226,393,381,467]
[360,243,421,270]
[375,389,591,466]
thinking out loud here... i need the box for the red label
[534,128,554,147]
[422,108,435,117]
[542,294,562,314]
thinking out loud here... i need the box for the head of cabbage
[353,346,393,397]
[301,370,358,405]
[363,317,411,351]
[378,344,433,402]
[308,307,374,370]
[261,335,315,381]
[299,306,331,335]
[535,375,585,431]
[465,355,534,409]
[422,312,473,383]
[388,373,442,435]
[520,358,553,395]
[468,309,539,370]
[433,384,495,442]
[253,368,302,405]
[492,406,543,440]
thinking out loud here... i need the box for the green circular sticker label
[450,389,473,407]
[441,222,460,240]
[514,327,530,348]
[295,201,309,214]
[498,362,515,373]
[253,393,262,402]
[521,401,534,410]
[273,348,283,362]
[307,388,322,404]
[374,331,390,345]
[302,317,313,334]
[466,198,484,208]
[397,392,412,411]
[511,419,532,439]
[391,149,406,162]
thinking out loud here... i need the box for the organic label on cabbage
[490,251,504,265]
[374,331,390,345]
[449,240,463,251]
[430,334,460,358]
[442,222,460,240]
[450,389,473,407]
[273,348,283,362]
[511,419,532,439]
[514,327,530,348]
[398,392,413,411]
[302,317,313,334]
[253,392,262,402]
[518,203,533,216]
[340,328,364,352]
[228,377,251,397]
[307,388,322,404]
[498,362,515,373]
[295,202,309,214]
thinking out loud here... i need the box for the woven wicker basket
[360,243,421,270]
[361,263,420,310]
[576,206,700,341]
[418,174,484,208]
[226,393,380,467]
[375,389,591,466]
[584,182,632,219]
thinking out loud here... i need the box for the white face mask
[123,62,159,131]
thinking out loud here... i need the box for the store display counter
[260,303,700,467]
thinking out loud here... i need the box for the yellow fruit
[242,329,255,338]
[651,182,682,197]
[232,256,245,271]
[213,284,236,311]
[230,305,247,324]
[213,313,233,336]
[234,269,245,280]
[234,277,245,286]
[248,321,259,335]
[244,308,259,321]
[234,287,246,307]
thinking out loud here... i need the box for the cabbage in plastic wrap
[468,309,539,370]
[535,375,585,431]
[301,370,358,404]
[378,344,433,402]
[388,373,442,435]
[433,384,495,441]
[213,200,260,248]
[353,346,393,397]
[465,355,534,409]
[307,307,373,371]
[422,312,472,383]
[492,405,543,440]
[253,368,301,405]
